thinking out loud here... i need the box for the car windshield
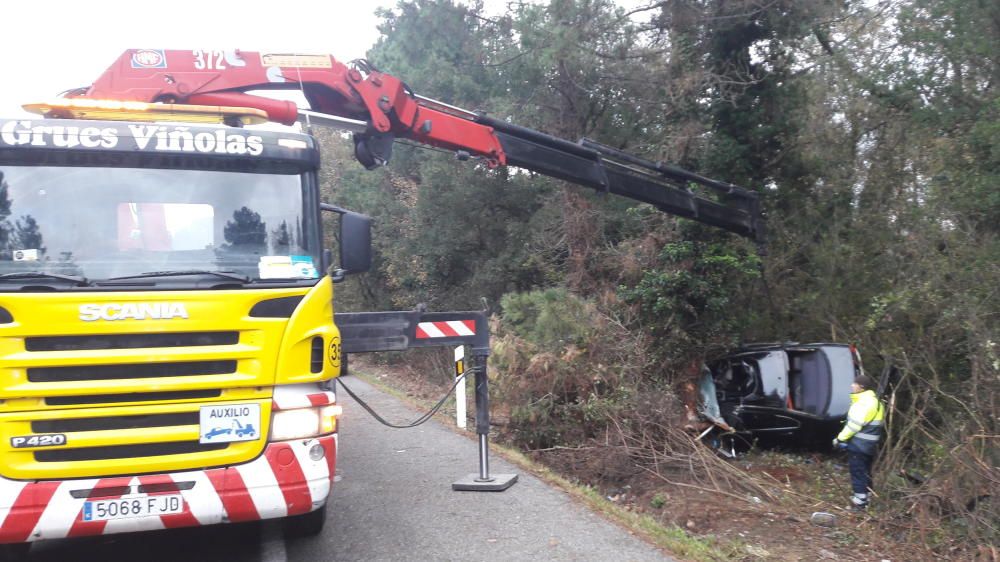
[0,165,321,285]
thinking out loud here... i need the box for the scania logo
[79,302,189,321]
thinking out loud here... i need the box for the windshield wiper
[0,272,89,286]
[105,270,251,283]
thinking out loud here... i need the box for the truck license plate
[83,494,183,522]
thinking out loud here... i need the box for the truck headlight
[269,404,342,442]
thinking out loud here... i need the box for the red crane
[58,48,764,245]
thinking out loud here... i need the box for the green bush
[492,289,652,450]
[500,288,595,349]
[619,240,760,367]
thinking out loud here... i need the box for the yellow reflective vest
[838,389,884,455]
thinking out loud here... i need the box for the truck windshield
[0,165,321,285]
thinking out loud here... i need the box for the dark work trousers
[848,451,874,495]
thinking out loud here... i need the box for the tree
[223,207,267,247]
[271,220,291,255]
[14,215,44,257]
[0,173,13,257]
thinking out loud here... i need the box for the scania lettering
[78,302,190,321]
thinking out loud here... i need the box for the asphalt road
[24,376,671,561]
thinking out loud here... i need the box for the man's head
[851,375,874,393]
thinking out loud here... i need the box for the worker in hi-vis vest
[833,375,885,510]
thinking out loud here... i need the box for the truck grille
[2,327,271,478]
[0,399,269,478]
[32,412,199,433]
[46,389,222,406]
[0,288,314,479]
[35,442,228,462]
[28,360,238,382]
[25,331,239,351]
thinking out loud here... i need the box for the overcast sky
[1,1,649,120]
[0,1,397,118]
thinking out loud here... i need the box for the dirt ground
[347,358,951,562]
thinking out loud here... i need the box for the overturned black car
[699,343,861,451]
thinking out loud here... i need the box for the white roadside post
[454,345,467,429]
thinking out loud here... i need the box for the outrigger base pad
[452,473,518,492]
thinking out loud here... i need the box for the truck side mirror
[321,204,372,281]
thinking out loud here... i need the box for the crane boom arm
[66,49,764,245]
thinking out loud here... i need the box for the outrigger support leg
[452,350,518,492]
[335,309,517,491]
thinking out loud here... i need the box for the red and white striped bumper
[0,434,337,543]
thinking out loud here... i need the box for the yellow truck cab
[0,107,369,548]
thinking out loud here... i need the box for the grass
[651,493,667,509]
[577,484,747,561]
[348,368,743,562]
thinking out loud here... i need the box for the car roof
[715,342,850,360]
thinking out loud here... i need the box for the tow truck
[0,48,763,551]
